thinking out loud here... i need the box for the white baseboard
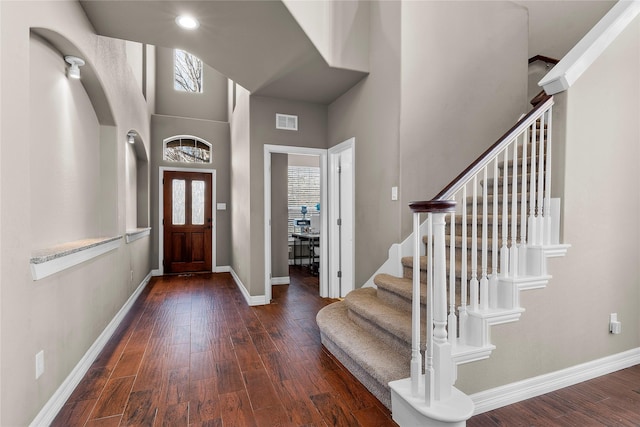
[271,276,290,285]
[229,267,267,306]
[213,265,231,273]
[151,269,162,276]
[30,271,153,427]
[470,347,640,414]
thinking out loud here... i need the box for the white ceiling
[80,0,367,104]
[80,0,616,105]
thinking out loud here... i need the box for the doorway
[161,169,216,274]
[264,145,328,302]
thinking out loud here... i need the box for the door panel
[164,171,212,273]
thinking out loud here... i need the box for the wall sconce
[127,131,137,145]
[64,56,85,79]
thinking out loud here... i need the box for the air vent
[276,113,298,131]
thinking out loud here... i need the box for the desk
[292,232,320,275]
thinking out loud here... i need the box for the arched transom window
[163,136,212,164]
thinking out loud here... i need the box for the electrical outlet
[35,350,44,379]
[130,270,134,282]
[391,186,398,201]
[609,313,622,334]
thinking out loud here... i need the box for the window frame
[163,135,213,164]
[173,49,204,93]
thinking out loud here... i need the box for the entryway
[264,141,355,302]
[161,169,216,274]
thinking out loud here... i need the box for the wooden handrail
[528,55,560,65]
[409,200,456,213]
[409,94,553,211]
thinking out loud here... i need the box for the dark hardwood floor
[52,265,640,426]
[468,364,640,426]
[52,266,397,426]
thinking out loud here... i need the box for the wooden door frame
[159,166,217,275]
[264,145,328,302]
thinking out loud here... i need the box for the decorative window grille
[163,136,212,163]
[174,49,203,93]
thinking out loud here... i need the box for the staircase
[317,94,570,425]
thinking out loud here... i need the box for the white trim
[213,265,231,273]
[151,269,162,277]
[328,138,355,298]
[271,276,290,285]
[158,167,217,275]
[229,267,267,306]
[30,237,122,281]
[470,347,640,415]
[29,272,153,427]
[163,134,212,163]
[125,227,151,244]
[264,145,329,302]
[539,1,640,94]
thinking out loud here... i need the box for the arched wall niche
[125,129,150,230]
[29,28,119,249]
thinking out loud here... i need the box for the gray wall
[155,46,229,122]
[270,153,289,279]
[230,85,253,289]
[150,115,231,269]
[0,2,151,425]
[328,0,402,288]
[457,13,640,394]
[247,96,328,296]
[398,1,528,236]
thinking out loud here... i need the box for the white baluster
[480,167,489,310]
[544,107,553,245]
[459,187,468,342]
[448,206,457,343]
[490,158,499,309]
[425,214,434,406]
[537,112,546,245]
[411,211,422,396]
[431,212,452,401]
[470,177,479,310]
[510,138,519,277]
[529,116,538,246]
[500,149,509,276]
[519,126,529,274]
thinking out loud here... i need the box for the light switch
[217,203,227,211]
[391,186,398,201]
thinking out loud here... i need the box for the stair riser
[376,287,426,313]
[346,309,417,359]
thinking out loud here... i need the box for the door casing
[329,138,355,298]
[264,145,328,302]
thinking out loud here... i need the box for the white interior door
[329,138,355,298]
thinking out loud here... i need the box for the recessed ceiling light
[176,15,199,30]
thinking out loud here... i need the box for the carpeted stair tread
[374,273,426,312]
[344,288,414,349]
[316,301,408,408]
[374,273,426,300]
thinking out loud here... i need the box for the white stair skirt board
[29,272,153,427]
[390,378,474,427]
[229,267,268,306]
[470,347,640,414]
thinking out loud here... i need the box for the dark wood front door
[163,171,212,273]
